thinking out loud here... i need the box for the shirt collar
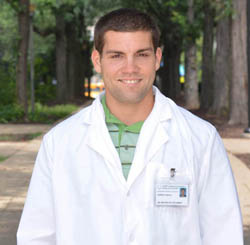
[101,96,144,133]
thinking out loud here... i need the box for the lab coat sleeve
[17,134,56,245]
[198,128,243,245]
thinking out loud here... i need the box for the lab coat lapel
[127,119,169,188]
[85,99,127,187]
[127,90,171,188]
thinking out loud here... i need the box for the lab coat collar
[84,93,127,188]
[127,86,172,187]
[82,86,173,189]
[88,86,172,122]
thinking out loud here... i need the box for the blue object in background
[179,65,185,76]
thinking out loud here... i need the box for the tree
[0,3,18,106]
[55,6,67,103]
[32,0,114,103]
[32,0,90,103]
[229,0,248,124]
[16,0,30,118]
[184,0,200,109]
[212,16,231,116]
[4,0,30,116]
[200,0,215,110]
[160,17,183,100]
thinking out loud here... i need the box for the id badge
[155,182,189,206]
[155,169,190,206]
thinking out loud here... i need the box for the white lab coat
[17,87,243,245]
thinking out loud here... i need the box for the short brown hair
[94,8,160,54]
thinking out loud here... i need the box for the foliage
[0,81,16,105]
[0,104,24,123]
[28,103,78,123]
[0,3,18,64]
[0,2,18,94]
[211,0,233,21]
[35,80,56,104]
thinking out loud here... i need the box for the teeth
[120,80,140,84]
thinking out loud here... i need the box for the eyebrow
[104,47,154,55]
[136,48,154,53]
[105,50,123,55]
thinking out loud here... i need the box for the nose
[121,57,139,74]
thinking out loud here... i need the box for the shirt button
[129,233,135,242]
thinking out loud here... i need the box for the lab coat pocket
[144,162,192,208]
[145,163,192,244]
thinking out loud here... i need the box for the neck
[105,94,154,125]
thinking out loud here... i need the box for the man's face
[92,31,162,106]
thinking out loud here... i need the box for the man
[180,188,187,197]
[17,8,243,245]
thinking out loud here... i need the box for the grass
[0,155,8,162]
[0,132,42,142]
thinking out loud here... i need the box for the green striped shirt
[101,96,144,180]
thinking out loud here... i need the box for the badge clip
[170,168,176,178]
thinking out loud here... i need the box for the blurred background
[0,0,249,127]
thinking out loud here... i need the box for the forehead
[102,31,154,52]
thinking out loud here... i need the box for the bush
[0,104,24,123]
[0,103,78,124]
[0,80,16,106]
[28,103,78,123]
[35,82,56,104]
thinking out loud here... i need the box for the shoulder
[167,99,220,159]
[155,88,217,142]
[178,105,216,137]
[43,101,96,142]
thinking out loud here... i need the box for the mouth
[118,79,141,84]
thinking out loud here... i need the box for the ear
[91,49,102,73]
[155,47,162,71]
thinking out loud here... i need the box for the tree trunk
[200,0,215,110]
[247,0,250,129]
[16,0,30,119]
[160,37,182,100]
[55,13,67,103]
[81,41,92,99]
[184,44,200,109]
[67,35,85,101]
[229,0,248,124]
[184,0,200,110]
[212,17,231,117]
[66,22,79,101]
[66,13,89,101]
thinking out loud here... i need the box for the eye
[137,52,149,57]
[110,54,122,59]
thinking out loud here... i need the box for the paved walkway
[0,125,52,245]
[0,123,250,244]
[223,138,250,244]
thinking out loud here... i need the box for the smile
[118,79,141,84]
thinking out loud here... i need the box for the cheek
[102,62,122,76]
[141,62,157,75]
[137,58,156,69]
